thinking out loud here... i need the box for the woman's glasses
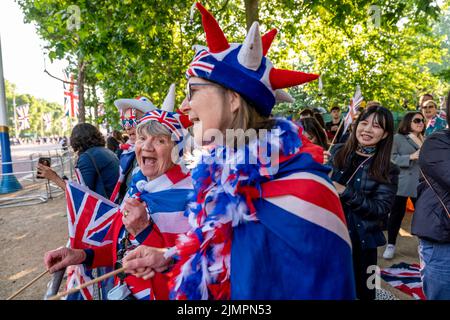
[412,118,425,124]
[186,82,219,102]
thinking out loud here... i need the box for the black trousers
[352,245,378,300]
[387,196,416,245]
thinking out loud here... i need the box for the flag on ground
[381,262,425,300]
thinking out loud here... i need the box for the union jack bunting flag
[16,104,30,130]
[343,85,364,134]
[43,113,52,131]
[65,181,119,299]
[63,70,79,118]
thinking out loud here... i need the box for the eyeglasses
[421,105,436,110]
[186,82,219,102]
[412,118,425,124]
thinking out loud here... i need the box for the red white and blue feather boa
[168,119,309,300]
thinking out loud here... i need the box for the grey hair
[137,120,172,138]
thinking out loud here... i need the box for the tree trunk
[244,0,259,31]
[77,60,86,123]
[92,84,99,128]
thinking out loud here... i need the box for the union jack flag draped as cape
[169,119,356,300]
[65,181,118,300]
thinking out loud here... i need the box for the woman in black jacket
[328,102,399,300]
[411,91,450,300]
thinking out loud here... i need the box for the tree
[17,0,449,124]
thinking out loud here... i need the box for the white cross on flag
[16,104,31,130]
[342,85,364,135]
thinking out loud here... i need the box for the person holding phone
[36,123,119,199]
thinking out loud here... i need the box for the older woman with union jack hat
[122,3,356,300]
[44,85,195,300]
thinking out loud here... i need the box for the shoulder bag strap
[84,149,108,197]
[420,168,450,219]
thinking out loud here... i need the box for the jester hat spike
[187,2,319,116]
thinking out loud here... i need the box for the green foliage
[16,0,450,124]
[4,80,66,137]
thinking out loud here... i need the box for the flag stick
[327,118,346,152]
[48,267,125,300]
[7,270,49,300]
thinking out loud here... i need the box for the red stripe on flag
[73,195,100,249]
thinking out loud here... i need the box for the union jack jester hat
[138,84,193,155]
[186,2,319,117]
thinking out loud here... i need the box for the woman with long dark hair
[301,117,329,150]
[328,102,399,300]
[383,112,425,259]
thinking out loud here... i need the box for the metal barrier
[0,148,76,208]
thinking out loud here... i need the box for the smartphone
[37,157,51,179]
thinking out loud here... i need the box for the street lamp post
[0,34,22,194]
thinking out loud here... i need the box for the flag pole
[327,118,345,152]
[48,267,126,300]
[6,270,49,300]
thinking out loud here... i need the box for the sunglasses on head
[412,118,425,124]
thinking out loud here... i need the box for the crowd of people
[34,3,450,300]
[9,135,68,146]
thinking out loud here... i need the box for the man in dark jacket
[411,91,450,300]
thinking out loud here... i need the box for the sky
[0,0,67,105]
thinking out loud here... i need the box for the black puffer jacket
[411,130,450,243]
[329,144,399,250]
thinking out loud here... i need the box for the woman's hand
[122,198,150,237]
[44,247,86,273]
[37,163,58,180]
[333,181,346,195]
[409,150,420,161]
[323,150,331,164]
[37,163,66,190]
[122,246,171,280]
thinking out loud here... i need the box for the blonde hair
[229,95,274,131]
[225,94,275,148]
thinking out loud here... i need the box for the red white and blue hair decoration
[186,2,319,117]
[137,84,193,157]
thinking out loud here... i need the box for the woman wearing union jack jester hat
[110,95,157,204]
[122,2,356,300]
[44,84,195,300]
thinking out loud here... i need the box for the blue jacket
[412,130,450,243]
[77,146,119,198]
